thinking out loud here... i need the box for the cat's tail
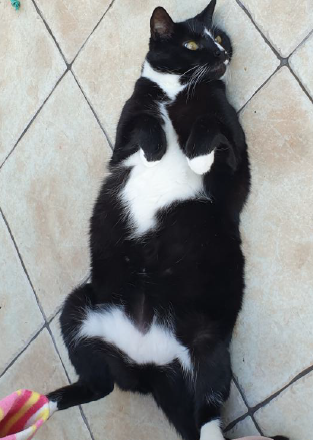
[47,379,113,412]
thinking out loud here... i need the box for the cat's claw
[140,149,160,168]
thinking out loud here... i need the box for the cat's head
[147,0,232,81]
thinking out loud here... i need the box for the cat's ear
[198,0,217,25]
[150,7,174,39]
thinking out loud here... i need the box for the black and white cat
[48,2,254,440]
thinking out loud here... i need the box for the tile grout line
[288,65,313,105]
[237,63,282,115]
[223,413,248,433]
[250,414,263,436]
[288,28,313,59]
[71,0,117,66]
[250,363,313,415]
[236,0,313,64]
[0,208,47,322]
[235,0,282,61]
[227,363,313,431]
[31,0,68,66]
[31,0,114,151]
[46,273,90,325]
[0,206,84,420]
[47,304,64,325]
[0,70,67,172]
[71,71,114,150]
[0,324,46,381]
[79,407,97,440]
[46,306,96,440]
[231,375,263,435]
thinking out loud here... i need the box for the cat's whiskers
[186,64,209,100]
[186,65,202,100]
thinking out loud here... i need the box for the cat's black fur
[48,3,285,440]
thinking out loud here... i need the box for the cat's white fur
[204,27,225,52]
[121,100,204,237]
[79,306,192,372]
[142,60,186,99]
[80,62,221,373]
[48,400,58,414]
[200,419,224,440]
[187,151,215,175]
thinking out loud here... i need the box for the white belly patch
[120,104,204,236]
[78,307,192,372]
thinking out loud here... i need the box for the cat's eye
[184,41,199,51]
[215,35,222,44]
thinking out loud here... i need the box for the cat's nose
[214,49,222,58]
[214,49,227,61]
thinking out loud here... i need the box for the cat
[47,2,256,440]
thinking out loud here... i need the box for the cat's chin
[212,63,227,78]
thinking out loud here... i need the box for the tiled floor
[1,0,312,439]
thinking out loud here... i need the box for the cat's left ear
[198,0,217,25]
[150,7,174,39]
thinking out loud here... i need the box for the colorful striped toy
[0,390,51,440]
[0,389,277,440]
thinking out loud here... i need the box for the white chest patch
[120,104,204,236]
[79,307,192,371]
[142,60,186,99]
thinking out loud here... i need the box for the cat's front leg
[185,115,236,175]
[132,114,167,167]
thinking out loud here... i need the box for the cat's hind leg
[47,377,113,411]
[151,367,199,440]
[48,283,114,411]
[193,341,232,440]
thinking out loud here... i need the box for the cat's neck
[141,60,186,100]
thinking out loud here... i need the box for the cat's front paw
[133,114,167,166]
[185,116,218,175]
[186,151,215,175]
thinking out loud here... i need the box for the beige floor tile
[254,371,313,439]
[225,416,259,439]
[50,312,78,382]
[240,0,313,57]
[35,0,112,62]
[290,33,313,99]
[223,382,248,428]
[0,72,111,318]
[0,329,67,399]
[0,328,91,440]
[0,214,44,374]
[73,0,278,143]
[231,67,313,406]
[83,387,181,440]
[214,0,279,111]
[0,0,66,165]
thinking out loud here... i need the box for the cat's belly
[78,306,192,371]
[120,105,204,237]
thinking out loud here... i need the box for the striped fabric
[0,390,273,440]
[0,390,49,440]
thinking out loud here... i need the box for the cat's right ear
[150,7,174,40]
[198,0,217,25]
